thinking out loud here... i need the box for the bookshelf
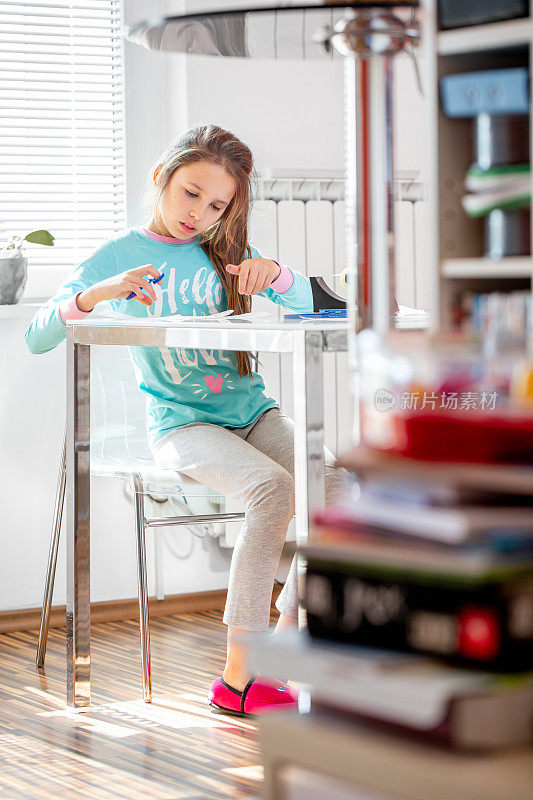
[441,255,533,278]
[438,18,533,55]
[425,0,533,339]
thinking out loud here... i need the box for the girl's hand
[225,258,281,295]
[77,264,161,311]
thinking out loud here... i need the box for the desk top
[69,312,426,349]
[68,315,350,352]
[71,314,349,331]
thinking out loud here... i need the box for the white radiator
[249,187,352,458]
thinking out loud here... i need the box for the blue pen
[126,270,164,300]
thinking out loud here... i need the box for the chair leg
[36,433,67,667]
[132,472,152,703]
[154,527,165,602]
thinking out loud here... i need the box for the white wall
[124,0,187,226]
[184,57,345,173]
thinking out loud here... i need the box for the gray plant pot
[0,252,28,304]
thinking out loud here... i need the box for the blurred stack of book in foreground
[299,446,533,750]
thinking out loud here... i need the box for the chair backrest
[91,344,151,470]
[90,343,218,500]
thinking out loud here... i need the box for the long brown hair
[148,125,256,377]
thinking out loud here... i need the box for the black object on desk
[310,276,347,312]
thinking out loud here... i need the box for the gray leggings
[153,407,348,631]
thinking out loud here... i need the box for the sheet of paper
[91,306,275,323]
[397,304,429,317]
[91,307,235,321]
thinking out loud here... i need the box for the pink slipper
[208,675,298,717]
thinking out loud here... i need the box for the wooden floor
[0,610,274,800]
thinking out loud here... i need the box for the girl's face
[154,160,236,241]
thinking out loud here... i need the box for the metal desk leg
[292,330,325,547]
[66,329,91,708]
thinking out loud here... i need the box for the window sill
[0,302,43,321]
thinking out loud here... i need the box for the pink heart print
[204,373,223,394]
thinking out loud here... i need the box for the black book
[303,548,533,672]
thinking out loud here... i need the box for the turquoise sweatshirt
[25,227,313,445]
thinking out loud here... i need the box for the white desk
[65,317,348,707]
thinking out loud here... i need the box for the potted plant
[0,229,55,305]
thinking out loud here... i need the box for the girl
[26,125,348,717]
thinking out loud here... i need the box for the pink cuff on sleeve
[59,293,92,323]
[270,263,294,294]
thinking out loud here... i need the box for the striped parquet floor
[0,610,276,800]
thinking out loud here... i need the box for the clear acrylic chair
[36,343,245,703]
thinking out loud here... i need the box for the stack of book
[299,447,533,749]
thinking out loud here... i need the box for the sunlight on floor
[33,690,257,737]
[223,765,264,781]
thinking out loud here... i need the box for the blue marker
[284,309,347,320]
[126,270,164,300]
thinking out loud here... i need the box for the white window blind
[0,0,126,274]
